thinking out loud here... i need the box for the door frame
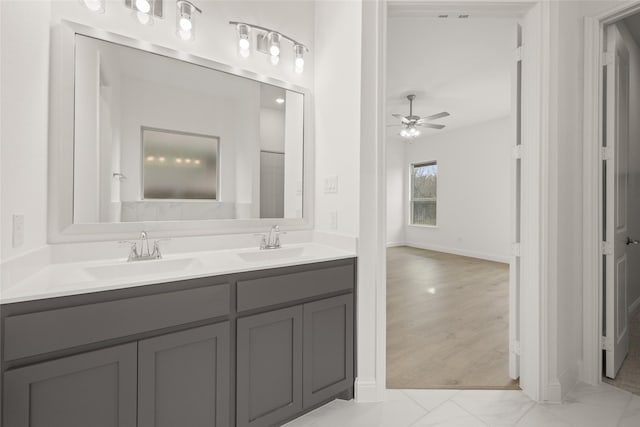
[582,0,640,386]
[359,0,551,402]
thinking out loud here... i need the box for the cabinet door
[138,323,230,427]
[3,343,137,427]
[237,306,303,427]
[303,294,354,408]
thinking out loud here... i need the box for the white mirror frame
[48,21,314,243]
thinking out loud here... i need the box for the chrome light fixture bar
[229,21,309,73]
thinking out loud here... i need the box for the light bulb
[239,38,250,50]
[269,33,281,58]
[135,0,151,13]
[294,44,305,74]
[275,98,285,104]
[179,17,192,31]
[83,0,105,12]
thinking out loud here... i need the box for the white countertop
[0,243,356,304]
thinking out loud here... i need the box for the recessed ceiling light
[275,98,285,104]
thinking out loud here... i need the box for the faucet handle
[118,241,139,261]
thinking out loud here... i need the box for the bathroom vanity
[0,256,356,427]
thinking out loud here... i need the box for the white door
[508,22,523,380]
[604,24,630,380]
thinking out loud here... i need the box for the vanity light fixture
[82,0,105,13]
[237,23,251,58]
[125,0,163,25]
[176,0,202,41]
[228,21,309,73]
[294,44,305,74]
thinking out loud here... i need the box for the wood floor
[386,246,518,389]
[603,308,640,395]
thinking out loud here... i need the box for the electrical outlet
[12,214,24,248]
[329,211,338,230]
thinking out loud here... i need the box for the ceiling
[386,16,516,139]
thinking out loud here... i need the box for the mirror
[72,34,304,224]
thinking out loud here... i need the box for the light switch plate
[12,214,24,248]
[324,176,338,194]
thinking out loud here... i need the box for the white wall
[0,1,51,261]
[314,0,361,236]
[0,0,315,261]
[402,118,512,262]
[618,21,640,314]
[386,140,405,245]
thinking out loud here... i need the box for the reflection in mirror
[72,34,304,224]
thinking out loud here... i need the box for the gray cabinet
[3,343,137,427]
[237,306,303,427]
[138,323,230,427]
[303,294,354,408]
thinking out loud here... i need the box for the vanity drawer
[236,263,354,312]
[3,283,230,361]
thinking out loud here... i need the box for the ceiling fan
[389,94,450,138]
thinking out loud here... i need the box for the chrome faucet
[122,231,165,261]
[258,225,285,250]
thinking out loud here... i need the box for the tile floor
[283,382,640,427]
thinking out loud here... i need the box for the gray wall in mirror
[73,34,304,224]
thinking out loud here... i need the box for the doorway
[593,10,640,395]
[384,8,522,389]
[583,0,640,394]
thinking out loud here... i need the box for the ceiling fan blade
[392,113,410,124]
[419,123,446,130]
[419,112,450,122]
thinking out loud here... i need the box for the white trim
[581,0,640,388]
[367,0,548,403]
[385,242,405,248]
[354,378,379,402]
[48,21,315,243]
[403,241,511,264]
[358,0,387,402]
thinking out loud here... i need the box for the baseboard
[404,241,511,264]
[629,296,640,316]
[354,378,381,402]
[386,242,406,248]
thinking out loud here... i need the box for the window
[142,128,219,200]
[411,162,437,226]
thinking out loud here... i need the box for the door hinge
[600,147,613,161]
[601,241,613,255]
[514,46,523,62]
[512,145,523,159]
[510,340,521,356]
[602,51,614,67]
[601,336,613,351]
[512,242,521,257]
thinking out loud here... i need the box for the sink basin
[237,246,305,262]
[84,257,200,280]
